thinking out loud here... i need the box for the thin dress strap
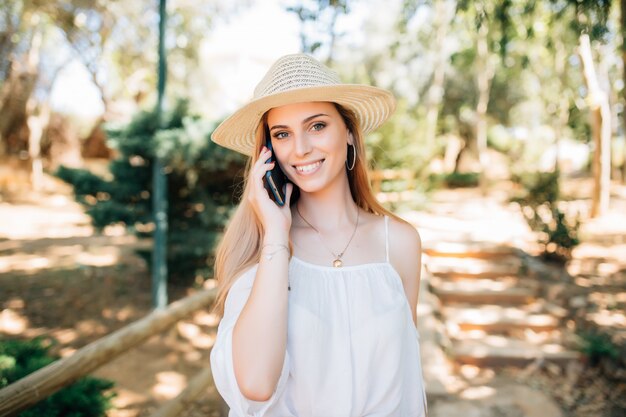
[384,215,390,262]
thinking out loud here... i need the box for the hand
[248,146,294,239]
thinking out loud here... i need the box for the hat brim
[211,84,396,156]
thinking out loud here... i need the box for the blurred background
[1,0,625,416]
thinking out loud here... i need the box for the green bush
[428,171,480,188]
[510,170,580,263]
[0,338,114,417]
[57,100,246,283]
[578,330,620,366]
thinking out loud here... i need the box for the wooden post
[0,288,217,417]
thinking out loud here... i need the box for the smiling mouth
[293,160,324,174]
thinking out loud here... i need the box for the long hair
[210,103,404,318]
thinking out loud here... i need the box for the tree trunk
[424,0,453,146]
[27,102,49,191]
[621,0,626,182]
[552,40,569,173]
[475,17,494,195]
[578,34,611,218]
[0,19,42,159]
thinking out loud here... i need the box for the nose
[294,131,312,157]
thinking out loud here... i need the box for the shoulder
[387,215,422,283]
[387,216,421,256]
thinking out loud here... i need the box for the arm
[388,218,422,327]
[232,232,290,402]
[231,146,294,402]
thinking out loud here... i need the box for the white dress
[210,216,427,417]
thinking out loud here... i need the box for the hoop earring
[346,143,356,171]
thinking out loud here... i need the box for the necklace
[295,204,360,268]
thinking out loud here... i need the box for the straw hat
[211,53,396,156]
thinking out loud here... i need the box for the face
[266,102,353,194]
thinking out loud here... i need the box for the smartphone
[263,138,288,206]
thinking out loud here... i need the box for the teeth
[295,160,322,173]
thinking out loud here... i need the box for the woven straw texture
[211,54,396,156]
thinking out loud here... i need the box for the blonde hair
[210,103,403,318]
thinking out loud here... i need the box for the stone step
[429,276,538,305]
[448,336,581,367]
[425,256,522,279]
[441,304,560,333]
[423,241,520,259]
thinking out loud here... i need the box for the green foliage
[0,338,114,417]
[511,171,580,263]
[57,100,246,282]
[578,330,620,365]
[367,98,442,173]
[428,172,480,188]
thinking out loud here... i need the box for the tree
[558,0,613,217]
[621,0,626,182]
[286,0,350,64]
[57,100,246,282]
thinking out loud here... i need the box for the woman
[209,53,427,417]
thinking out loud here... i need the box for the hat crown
[253,54,341,99]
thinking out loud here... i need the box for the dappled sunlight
[459,364,482,379]
[523,329,552,345]
[483,335,509,347]
[100,306,142,322]
[526,314,556,327]
[190,310,220,327]
[586,310,626,328]
[0,308,29,334]
[0,255,51,273]
[460,385,496,400]
[0,199,93,240]
[59,346,78,357]
[542,344,568,354]
[76,250,119,267]
[152,371,187,400]
[0,244,121,273]
[53,328,80,345]
[75,319,109,336]
[109,387,149,411]
[176,321,216,349]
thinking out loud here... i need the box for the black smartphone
[263,138,288,206]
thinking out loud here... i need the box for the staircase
[423,241,580,368]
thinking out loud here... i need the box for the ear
[347,130,355,146]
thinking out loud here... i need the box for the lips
[293,159,324,175]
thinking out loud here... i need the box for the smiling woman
[208,54,427,417]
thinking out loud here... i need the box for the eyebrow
[269,113,329,132]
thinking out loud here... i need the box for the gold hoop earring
[346,143,356,171]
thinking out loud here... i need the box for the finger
[283,182,294,208]
[252,149,274,174]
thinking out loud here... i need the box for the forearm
[231,232,290,401]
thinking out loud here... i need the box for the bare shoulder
[388,216,422,263]
[387,216,422,322]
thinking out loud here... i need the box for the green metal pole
[152,0,168,309]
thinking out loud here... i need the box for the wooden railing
[0,288,223,417]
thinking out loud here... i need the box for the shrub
[0,338,114,417]
[57,100,246,283]
[510,170,580,263]
[428,171,480,188]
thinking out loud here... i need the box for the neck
[294,177,358,232]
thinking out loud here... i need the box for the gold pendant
[333,259,343,268]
